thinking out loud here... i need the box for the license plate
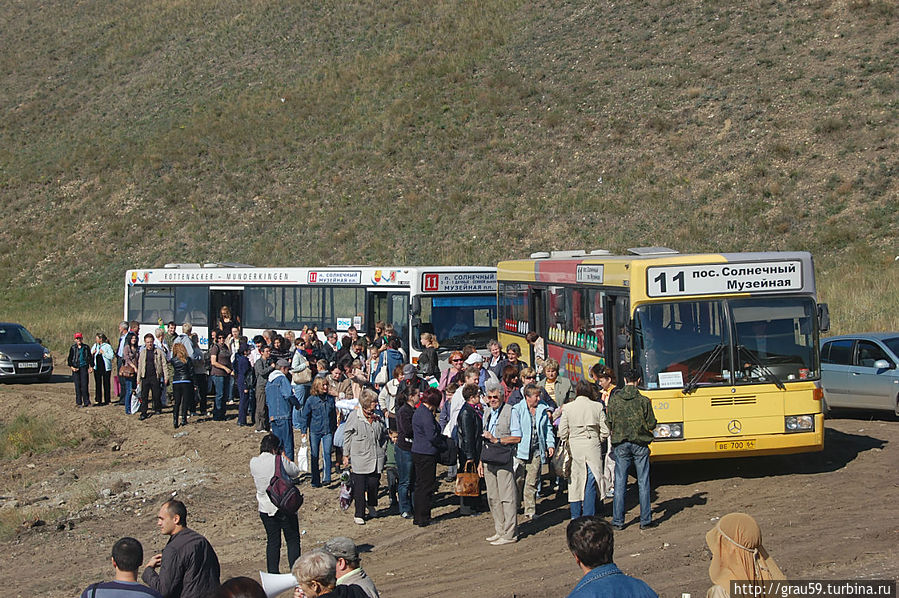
[715,439,756,451]
[18,362,39,369]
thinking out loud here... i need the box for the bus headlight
[785,415,814,432]
[653,423,683,439]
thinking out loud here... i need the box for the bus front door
[210,288,244,333]
[529,287,547,366]
[367,291,410,346]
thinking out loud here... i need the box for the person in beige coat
[558,379,609,519]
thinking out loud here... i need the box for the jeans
[259,510,301,574]
[122,376,135,414]
[612,442,652,527]
[570,465,599,519]
[309,432,333,486]
[395,446,414,514]
[271,417,295,462]
[211,375,232,420]
[291,384,309,429]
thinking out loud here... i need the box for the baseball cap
[464,353,484,365]
[402,364,416,380]
[276,358,291,368]
[73,332,83,339]
[322,536,359,560]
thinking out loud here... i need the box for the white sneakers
[354,517,365,525]
[485,534,501,542]
[490,537,518,546]
[401,512,412,519]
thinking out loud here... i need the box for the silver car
[820,333,899,416]
[0,322,53,382]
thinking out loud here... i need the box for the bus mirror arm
[411,316,421,327]
[411,296,421,317]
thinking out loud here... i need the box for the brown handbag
[454,461,481,497]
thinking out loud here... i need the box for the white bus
[123,264,497,362]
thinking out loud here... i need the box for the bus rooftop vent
[549,250,587,258]
[163,263,202,269]
[529,252,551,259]
[200,262,255,268]
[588,249,612,255]
[626,247,679,256]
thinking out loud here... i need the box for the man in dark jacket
[606,366,657,531]
[67,332,93,408]
[143,500,220,598]
[254,346,275,432]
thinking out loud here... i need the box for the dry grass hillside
[0,0,896,348]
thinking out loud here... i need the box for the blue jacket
[377,349,405,381]
[300,393,337,436]
[411,404,440,455]
[265,371,298,420]
[567,563,658,598]
[512,400,555,463]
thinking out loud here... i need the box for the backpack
[266,454,303,514]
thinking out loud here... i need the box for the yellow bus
[497,248,827,460]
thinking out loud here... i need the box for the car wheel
[894,395,899,418]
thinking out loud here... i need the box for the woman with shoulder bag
[479,379,522,545]
[558,379,610,519]
[455,383,484,515]
[250,434,302,574]
[91,333,115,406]
[291,338,312,430]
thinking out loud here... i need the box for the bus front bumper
[648,421,824,461]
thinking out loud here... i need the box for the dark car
[820,333,899,416]
[0,322,53,382]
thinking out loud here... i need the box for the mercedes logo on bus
[727,420,742,434]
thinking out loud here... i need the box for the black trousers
[73,367,90,406]
[172,382,193,423]
[139,376,162,415]
[351,471,381,519]
[93,368,111,404]
[412,453,437,525]
[260,510,301,574]
[193,373,208,413]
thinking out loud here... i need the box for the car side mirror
[817,303,830,333]
[873,359,892,370]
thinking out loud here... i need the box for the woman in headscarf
[706,513,785,598]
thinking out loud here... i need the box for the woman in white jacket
[558,379,609,519]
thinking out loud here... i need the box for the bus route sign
[646,260,803,297]
[421,272,496,293]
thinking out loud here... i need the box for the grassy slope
[0,0,896,351]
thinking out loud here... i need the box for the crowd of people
[79,499,786,598]
[68,316,790,597]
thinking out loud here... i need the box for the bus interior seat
[159,310,175,323]
[189,310,208,326]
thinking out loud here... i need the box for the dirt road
[0,375,896,597]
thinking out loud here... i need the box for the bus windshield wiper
[736,344,786,390]
[682,343,726,395]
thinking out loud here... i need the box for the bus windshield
[414,295,498,351]
[634,297,818,390]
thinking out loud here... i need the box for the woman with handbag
[479,379,522,545]
[394,387,417,519]
[91,333,115,406]
[455,383,483,515]
[120,333,139,414]
[411,388,443,528]
[558,379,610,519]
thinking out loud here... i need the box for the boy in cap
[397,363,428,396]
[322,537,380,598]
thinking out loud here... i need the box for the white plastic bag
[296,438,310,473]
[130,390,141,415]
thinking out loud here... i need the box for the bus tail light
[653,423,683,439]
[785,415,814,432]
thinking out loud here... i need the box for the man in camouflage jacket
[606,366,657,530]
